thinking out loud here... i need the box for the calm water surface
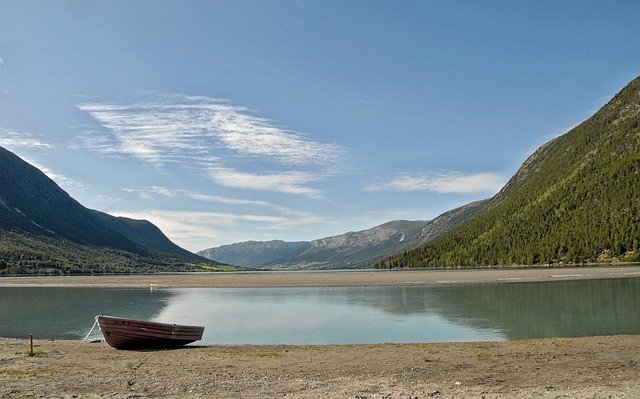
[1,278,638,344]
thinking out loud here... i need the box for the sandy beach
[0,335,638,398]
[1,266,639,398]
[1,264,640,288]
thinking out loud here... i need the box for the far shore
[1,264,639,288]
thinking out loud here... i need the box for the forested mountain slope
[0,147,141,253]
[380,76,640,268]
[0,146,219,274]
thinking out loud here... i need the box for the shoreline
[1,264,639,288]
[1,335,638,398]
[2,267,639,397]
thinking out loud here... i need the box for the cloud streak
[207,167,324,197]
[123,185,292,211]
[77,95,342,166]
[0,128,52,150]
[77,94,342,197]
[113,209,324,251]
[364,171,506,194]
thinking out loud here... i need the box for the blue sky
[1,1,639,251]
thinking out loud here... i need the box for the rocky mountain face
[380,76,640,268]
[274,220,429,269]
[197,240,307,267]
[418,200,487,242]
[0,146,212,274]
[199,200,487,269]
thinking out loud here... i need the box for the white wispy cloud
[77,95,342,166]
[70,131,123,157]
[124,185,291,211]
[208,167,323,198]
[0,128,52,150]
[113,209,324,251]
[363,171,506,194]
[77,94,342,197]
[123,186,178,200]
[350,99,381,106]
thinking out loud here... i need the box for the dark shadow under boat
[96,315,204,350]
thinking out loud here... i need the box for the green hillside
[0,146,230,274]
[0,230,219,275]
[380,76,640,268]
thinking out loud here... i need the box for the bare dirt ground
[0,335,638,398]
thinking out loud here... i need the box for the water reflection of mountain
[6,278,638,342]
[0,287,174,339]
[322,278,640,340]
[437,278,640,340]
[320,286,442,315]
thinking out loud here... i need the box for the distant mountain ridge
[380,76,640,268]
[275,220,428,269]
[0,146,217,274]
[198,240,307,267]
[198,200,486,269]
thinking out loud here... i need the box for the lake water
[1,278,638,344]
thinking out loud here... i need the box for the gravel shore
[1,335,638,398]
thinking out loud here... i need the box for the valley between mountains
[1,76,640,273]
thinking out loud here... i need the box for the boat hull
[96,315,204,350]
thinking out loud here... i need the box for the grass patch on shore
[14,344,58,357]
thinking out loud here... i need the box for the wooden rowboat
[96,315,204,350]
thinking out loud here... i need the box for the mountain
[380,76,640,268]
[197,240,307,267]
[272,220,429,269]
[198,200,486,269]
[90,210,197,260]
[417,199,487,242]
[1,147,139,253]
[0,146,221,274]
